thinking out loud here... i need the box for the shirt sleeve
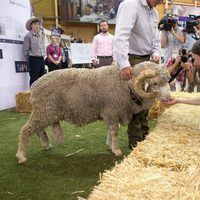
[22,34,30,62]
[112,36,116,62]
[114,0,138,69]
[152,10,161,57]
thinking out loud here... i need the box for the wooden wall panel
[32,0,55,17]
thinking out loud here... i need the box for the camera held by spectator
[185,20,199,33]
[180,48,189,63]
[159,16,177,31]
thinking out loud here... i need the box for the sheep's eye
[154,83,157,86]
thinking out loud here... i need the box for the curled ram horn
[134,69,158,98]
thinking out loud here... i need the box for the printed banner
[0,0,31,110]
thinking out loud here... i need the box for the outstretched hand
[161,97,178,106]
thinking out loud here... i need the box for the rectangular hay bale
[15,90,31,113]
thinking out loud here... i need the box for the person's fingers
[120,71,132,80]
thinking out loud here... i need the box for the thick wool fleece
[29,62,168,131]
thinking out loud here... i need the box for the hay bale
[85,92,200,200]
[15,90,31,113]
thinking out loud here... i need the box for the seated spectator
[46,35,62,72]
[108,6,116,19]
[77,37,83,43]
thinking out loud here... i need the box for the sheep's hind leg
[52,122,64,145]
[107,124,122,156]
[16,119,39,164]
[36,130,52,150]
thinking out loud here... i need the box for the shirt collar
[31,30,40,36]
[100,32,109,36]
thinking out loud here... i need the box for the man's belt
[97,56,112,59]
[128,54,150,58]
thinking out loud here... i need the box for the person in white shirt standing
[92,20,115,68]
[114,0,163,149]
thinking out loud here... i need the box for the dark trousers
[61,61,69,69]
[47,62,61,72]
[29,56,45,86]
[95,56,113,68]
[128,54,150,148]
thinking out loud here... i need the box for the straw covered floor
[85,92,200,200]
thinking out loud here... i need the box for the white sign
[70,43,92,64]
[0,0,31,110]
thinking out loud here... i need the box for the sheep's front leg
[108,124,122,156]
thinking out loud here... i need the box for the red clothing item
[46,44,62,61]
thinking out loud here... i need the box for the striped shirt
[114,0,160,69]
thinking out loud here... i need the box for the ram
[16,61,171,163]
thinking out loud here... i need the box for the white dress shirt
[114,0,161,69]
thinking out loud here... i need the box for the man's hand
[111,61,115,65]
[92,59,99,65]
[54,60,60,65]
[194,26,200,36]
[120,67,133,80]
[151,55,160,63]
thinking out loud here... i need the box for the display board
[70,43,92,64]
[0,0,31,110]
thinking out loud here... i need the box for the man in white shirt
[114,0,163,149]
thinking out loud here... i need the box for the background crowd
[23,12,200,93]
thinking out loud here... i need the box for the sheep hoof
[113,149,123,156]
[16,154,27,164]
[43,144,52,150]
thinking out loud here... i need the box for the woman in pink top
[46,35,62,72]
